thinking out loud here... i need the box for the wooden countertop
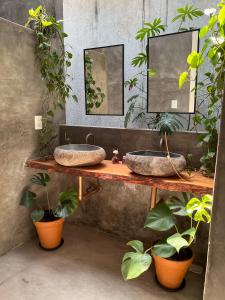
[26,157,214,195]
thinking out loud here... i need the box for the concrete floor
[0,224,204,300]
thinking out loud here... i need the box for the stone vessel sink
[54,144,106,167]
[125,150,186,177]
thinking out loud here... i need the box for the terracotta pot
[153,251,193,290]
[33,218,64,249]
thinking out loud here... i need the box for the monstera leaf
[152,243,176,258]
[121,240,152,280]
[144,203,176,231]
[186,194,213,223]
[31,173,50,186]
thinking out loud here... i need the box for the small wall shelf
[26,157,214,208]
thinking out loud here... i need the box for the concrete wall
[0,17,68,255]
[0,0,62,26]
[203,87,225,299]
[63,0,218,129]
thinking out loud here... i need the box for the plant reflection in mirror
[84,53,105,113]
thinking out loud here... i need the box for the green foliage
[31,209,45,222]
[156,113,183,136]
[20,173,79,222]
[84,53,105,113]
[20,190,37,208]
[54,188,79,218]
[31,173,50,186]
[131,52,147,67]
[144,203,176,231]
[179,2,225,175]
[121,242,152,280]
[25,6,76,154]
[121,193,213,280]
[135,19,166,41]
[172,5,203,23]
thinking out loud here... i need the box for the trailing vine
[25,5,77,154]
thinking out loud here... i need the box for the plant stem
[46,186,51,211]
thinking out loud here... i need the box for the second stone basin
[125,150,186,177]
[54,144,106,167]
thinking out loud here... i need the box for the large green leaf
[31,173,50,186]
[167,195,188,216]
[127,240,144,253]
[187,51,203,68]
[199,25,209,39]
[54,188,79,218]
[144,203,176,231]
[152,243,176,258]
[167,233,189,253]
[20,190,37,208]
[121,252,152,280]
[186,195,213,223]
[179,71,188,88]
[218,5,225,26]
[31,209,44,222]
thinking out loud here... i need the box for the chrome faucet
[85,133,95,145]
[64,132,71,144]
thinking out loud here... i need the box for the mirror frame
[147,29,200,114]
[84,44,125,116]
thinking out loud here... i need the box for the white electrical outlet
[171,99,178,109]
[35,116,43,130]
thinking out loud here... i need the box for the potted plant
[121,193,213,290]
[20,172,79,250]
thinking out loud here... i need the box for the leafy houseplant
[20,173,79,250]
[121,193,213,290]
[25,6,77,154]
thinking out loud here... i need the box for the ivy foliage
[25,6,77,154]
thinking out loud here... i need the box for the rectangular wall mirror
[84,44,124,115]
[147,30,199,113]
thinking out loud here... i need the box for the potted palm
[121,193,213,290]
[20,172,79,250]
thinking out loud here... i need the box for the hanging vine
[25,5,77,154]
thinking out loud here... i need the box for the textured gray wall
[203,88,225,299]
[0,17,67,255]
[64,0,218,129]
[0,0,62,26]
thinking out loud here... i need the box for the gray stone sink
[54,144,106,167]
[125,150,186,177]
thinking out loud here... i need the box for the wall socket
[171,99,178,109]
[34,116,43,130]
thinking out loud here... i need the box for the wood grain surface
[26,157,214,195]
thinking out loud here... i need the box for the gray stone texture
[0,0,62,26]
[203,88,225,299]
[0,14,66,255]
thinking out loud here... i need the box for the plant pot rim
[33,217,64,226]
[153,248,193,263]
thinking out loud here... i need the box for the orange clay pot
[33,218,64,249]
[153,251,193,290]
